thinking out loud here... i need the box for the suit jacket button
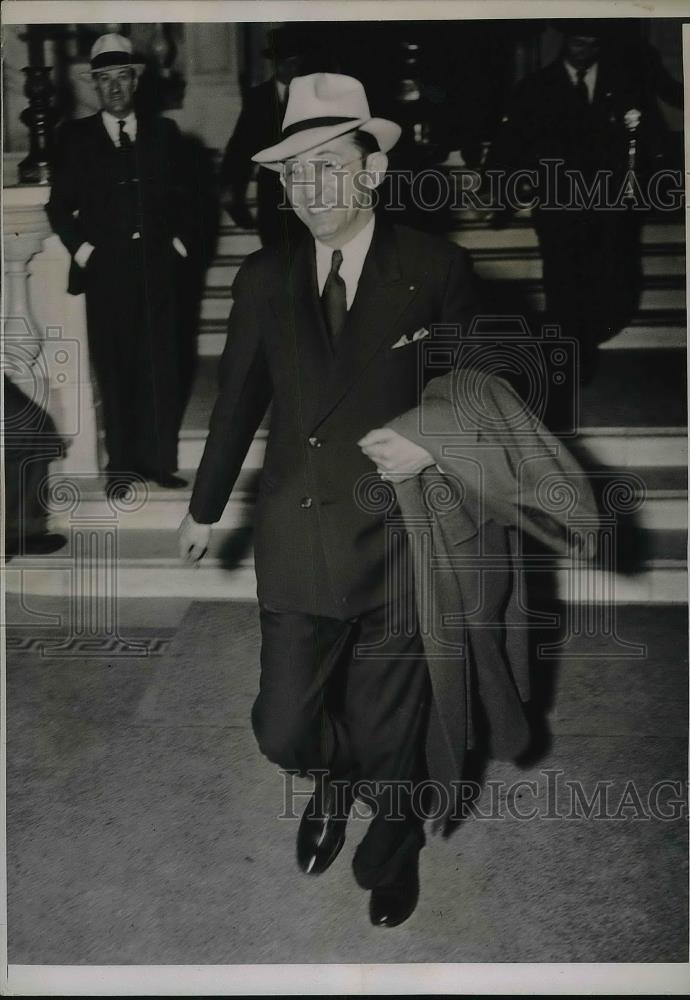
[300,497,313,509]
[308,436,322,448]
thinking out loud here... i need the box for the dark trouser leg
[535,210,596,383]
[344,601,431,889]
[84,243,181,478]
[584,208,642,345]
[251,606,356,779]
[251,601,432,889]
[131,244,182,476]
[85,251,142,475]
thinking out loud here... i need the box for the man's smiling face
[93,66,138,117]
[281,133,387,248]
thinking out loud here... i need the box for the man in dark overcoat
[179,73,480,927]
[46,33,194,498]
[485,20,668,382]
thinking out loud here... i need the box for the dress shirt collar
[563,59,598,101]
[101,109,138,145]
[315,214,376,310]
[276,78,288,105]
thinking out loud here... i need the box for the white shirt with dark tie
[563,59,598,103]
[315,214,376,311]
[101,109,138,145]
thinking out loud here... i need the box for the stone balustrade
[3,172,100,474]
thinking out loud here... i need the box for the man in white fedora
[47,33,195,499]
[179,72,479,927]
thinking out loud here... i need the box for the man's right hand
[178,512,211,564]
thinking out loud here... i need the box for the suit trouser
[534,207,642,361]
[84,240,183,478]
[252,598,433,890]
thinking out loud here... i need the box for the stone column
[3,182,99,474]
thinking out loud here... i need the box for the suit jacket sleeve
[189,261,272,523]
[45,122,88,257]
[163,117,198,254]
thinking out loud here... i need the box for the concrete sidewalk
[6,598,688,964]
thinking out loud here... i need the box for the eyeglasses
[282,155,366,183]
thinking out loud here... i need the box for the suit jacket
[485,54,669,209]
[46,112,195,295]
[189,220,480,618]
[386,369,600,828]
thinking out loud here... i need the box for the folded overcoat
[385,368,600,826]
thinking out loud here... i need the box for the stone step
[5,526,686,602]
[204,246,686,288]
[181,348,687,435]
[196,316,687,356]
[45,464,688,533]
[177,425,687,473]
[577,348,686,428]
[198,281,685,321]
[215,217,685,254]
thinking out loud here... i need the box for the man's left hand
[358,427,434,481]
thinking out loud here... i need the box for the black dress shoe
[5,532,68,557]
[369,865,420,928]
[134,469,188,489]
[154,473,187,489]
[296,777,352,875]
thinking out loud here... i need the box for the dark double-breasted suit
[190,221,478,615]
[190,219,479,886]
[46,112,194,478]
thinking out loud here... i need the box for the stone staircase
[6,203,687,604]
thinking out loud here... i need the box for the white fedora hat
[84,33,145,76]
[252,73,401,171]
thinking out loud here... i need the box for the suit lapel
[314,221,419,425]
[91,113,118,157]
[267,221,420,432]
[268,232,334,430]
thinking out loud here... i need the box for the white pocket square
[391,327,429,350]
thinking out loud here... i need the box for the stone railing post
[3,182,99,474]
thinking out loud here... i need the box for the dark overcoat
[386,369,600,827]
[45,112,195,474]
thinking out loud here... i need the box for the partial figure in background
[485,19,670,384]
[218,25,309,246]
[4,376,67,559]
[46,33,195,499]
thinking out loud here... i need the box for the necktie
[574,68,589,104]
[118,119,132,147]
[321,249,347,346]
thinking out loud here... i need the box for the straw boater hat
[84,33,146,77]
[252,73,401,172]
